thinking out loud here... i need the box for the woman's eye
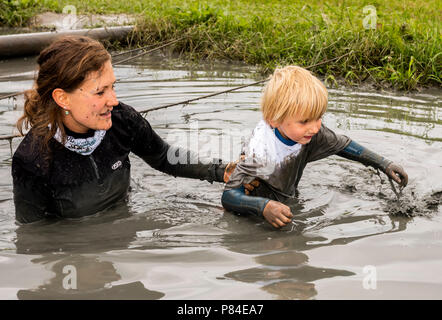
[97,84,116,96]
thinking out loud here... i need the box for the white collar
[53,127,106,156]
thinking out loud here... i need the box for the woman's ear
[52,88,70,111]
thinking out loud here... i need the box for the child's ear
[268,120,278,128]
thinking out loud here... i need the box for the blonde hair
[261,66,328,124]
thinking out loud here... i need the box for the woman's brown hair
[16,35,111,153]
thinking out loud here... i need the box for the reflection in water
[263,281,317,300]
[17,254,164,300]
[225,250,354,300]
[14,203,167,299]
[221,196,409,299]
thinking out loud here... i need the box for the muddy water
[0,54,441,300]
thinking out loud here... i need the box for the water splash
[373,168,441,217]
[386,188,442,217]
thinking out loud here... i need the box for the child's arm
[337,140,408,186]
[222,187,293,228]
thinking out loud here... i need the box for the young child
[222,66,408,228]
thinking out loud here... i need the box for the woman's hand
[243,180,260,195]
[385,163,408,187]
[223,156,260,194]
[262,200,293,228]
[223,160,238,183]
[223,155,246,183]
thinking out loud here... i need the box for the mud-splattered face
[63,60,118,133]
[272,115,322,145]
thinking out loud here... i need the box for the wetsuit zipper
[89,155,100,180]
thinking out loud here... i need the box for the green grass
[0,0,58,27]
[1,0,441,91]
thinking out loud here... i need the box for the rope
[0,92,22,101]
[110,43,159,58]
[113,37,186,65]
[138,78,269,114]
[138,50,353,115]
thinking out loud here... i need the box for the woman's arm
[137,128,226,183]
[120,103,226,183]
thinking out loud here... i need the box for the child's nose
[309,119,321,134]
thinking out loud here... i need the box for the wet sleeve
[12,159,51,224]
[306,124,351,163]
[224,157,270,191]
[221,186,269,216]
[337,140,392,172]
[127,106,225,183]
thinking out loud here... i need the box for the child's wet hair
[261,66,328,124]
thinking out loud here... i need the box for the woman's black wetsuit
[12,102,226,223]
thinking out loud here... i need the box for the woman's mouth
[99,109,112,118]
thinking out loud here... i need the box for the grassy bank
[1,0,441,91]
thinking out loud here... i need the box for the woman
[12,35,242,224]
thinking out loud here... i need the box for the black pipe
[0,26,134,59]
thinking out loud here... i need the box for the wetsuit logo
[112,160,122,170]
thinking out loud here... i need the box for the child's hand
[385,163,408,187]
[262,200,293,228]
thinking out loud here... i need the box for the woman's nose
[107,88,119,106]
